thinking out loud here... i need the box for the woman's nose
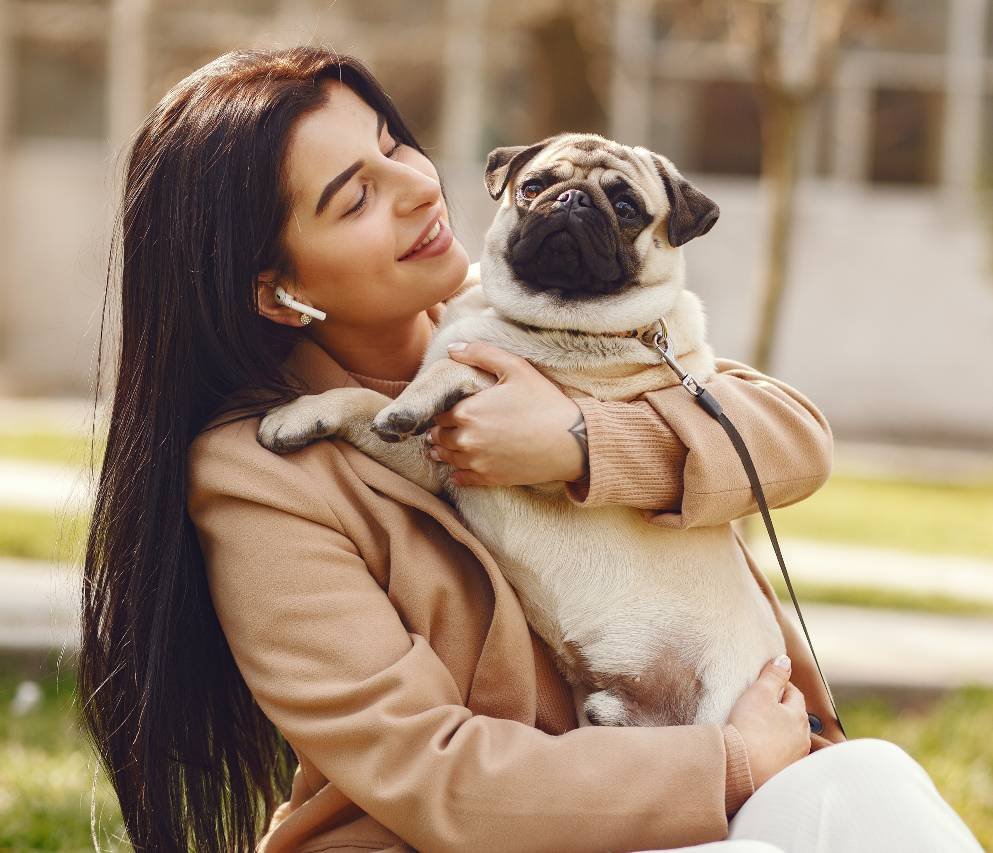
[394,167,441,217]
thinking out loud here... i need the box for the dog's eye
[519,180,544,201]
[614,196,638,220]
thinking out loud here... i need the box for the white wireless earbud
[274,286,327,322]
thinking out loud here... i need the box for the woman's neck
[308,309,435,382]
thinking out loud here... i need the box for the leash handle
[652,331,846,738]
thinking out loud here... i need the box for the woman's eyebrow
[314,112,386,217]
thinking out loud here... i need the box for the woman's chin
[441,241,471,296]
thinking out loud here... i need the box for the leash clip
[651,319,704,398]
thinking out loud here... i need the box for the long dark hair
[78,47,434,852]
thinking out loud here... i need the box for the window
[692,80,762,176]
[12,37,106,140]
[868,87,944,184]
[156,0,276,13]
[369,61,443,153]
[981,93,993,186]
[845,0,948,54]
[347,0,443,24]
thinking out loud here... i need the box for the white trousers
[645,738,984,852]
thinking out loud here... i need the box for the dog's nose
[556,189,591,211]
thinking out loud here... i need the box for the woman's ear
[255,271,308,327]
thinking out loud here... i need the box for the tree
[738,0,854,374]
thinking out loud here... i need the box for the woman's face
[264,80,470,328]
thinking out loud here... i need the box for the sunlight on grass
[0,666,126,852]
[774,475,993,561]
[0,432,104,469]
[0,509,89,564]
[768,576,993,617]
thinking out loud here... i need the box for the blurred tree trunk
[745,0,852,375]
[753,87,805,374]
[736,0,851,545]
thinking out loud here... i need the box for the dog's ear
[484,138,554,201]
[651,154,720,247]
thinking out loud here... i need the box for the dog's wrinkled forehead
[519,134,666,207]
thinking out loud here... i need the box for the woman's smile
[399,216,453,262]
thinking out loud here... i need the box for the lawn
[766,576,993,617]
[0,660,990,851]
[0,509,88,564]
[0,432,104,469]
[772,474,993,562]
[0,661,125,853]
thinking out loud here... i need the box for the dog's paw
[257,395,339,453]
[370,387,474,443]
[583,690,629,727]
[370,408,434,443]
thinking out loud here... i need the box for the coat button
[808,713,824,734]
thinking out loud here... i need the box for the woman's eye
[519,180,544,201]
[614,196,638,220]
[345,141,404,216]
[346,186,368,216]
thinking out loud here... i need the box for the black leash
[650,321,846,739]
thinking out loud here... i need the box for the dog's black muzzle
[509,187,625,297]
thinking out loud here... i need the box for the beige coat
[187,327,845,853]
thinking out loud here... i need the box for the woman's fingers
[427,423,463,450]
[781,682,810,728]
[427,442,472,469]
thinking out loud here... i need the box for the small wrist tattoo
[567,412,590,475]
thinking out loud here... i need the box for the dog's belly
[450,483,784,725]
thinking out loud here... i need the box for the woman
[78,47,982,853]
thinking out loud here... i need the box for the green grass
[772,474,993,561]
[0,509,89,564]
[0,664,126,852]
[0,662,989,851]
[0,432,104,469]
[769,576,993,617]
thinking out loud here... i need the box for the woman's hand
[426,341,589,488]
[727,655,812,790]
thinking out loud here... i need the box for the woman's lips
[399,218,453,262]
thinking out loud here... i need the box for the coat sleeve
[563,358,833,527]
[187,421,754,853]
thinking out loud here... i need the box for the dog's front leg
[257,387,443,494]
[371,358,495,442]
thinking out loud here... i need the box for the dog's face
[480,132,719,332]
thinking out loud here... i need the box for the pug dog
[257,132,786,728]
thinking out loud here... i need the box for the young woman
[78,47,982,853]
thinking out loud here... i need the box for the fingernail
[429,447,441,460]
[774,654,791,671]
[447,341,467,351]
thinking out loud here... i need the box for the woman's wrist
[564,406,590,482]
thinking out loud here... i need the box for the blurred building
[0,0,991,446]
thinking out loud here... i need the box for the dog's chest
[447,483,757,638]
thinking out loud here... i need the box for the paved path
[749,538,993,606]
[0,558,80,651]
[0,459,94,511]
[4,557,993,692]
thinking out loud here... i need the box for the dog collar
[513,317,668,348]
